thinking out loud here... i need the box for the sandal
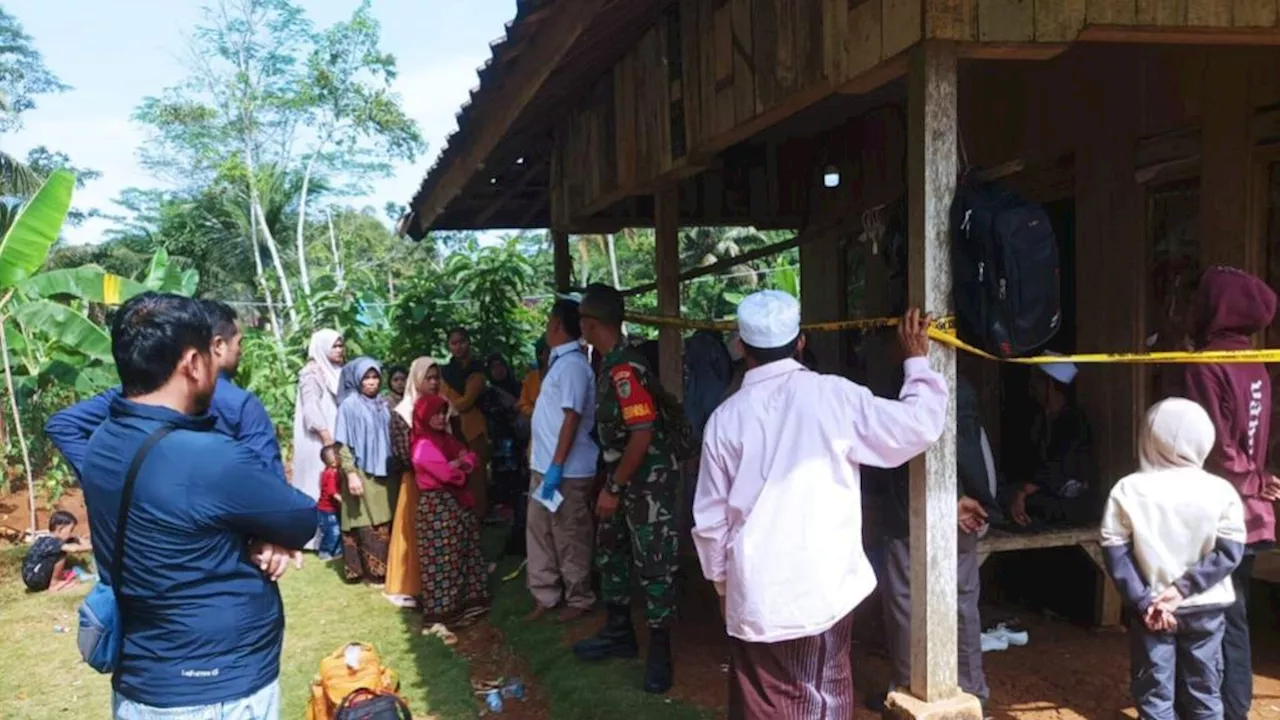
[422,623,458,646]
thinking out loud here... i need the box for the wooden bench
[978,526,1123,628]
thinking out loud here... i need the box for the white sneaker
[987,623,1029,647]
[980,632,1009,653]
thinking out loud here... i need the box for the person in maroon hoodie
[1171,265,1280,720]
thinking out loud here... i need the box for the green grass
[487,555,713,720]
[0,548,475,719]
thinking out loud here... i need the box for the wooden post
[799,231,846,373]
[1200,49,1254,273]
[552,229,572,292]
[655,185,684,398]
[906,39,960,704]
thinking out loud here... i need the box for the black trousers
[1222,553,1255,720]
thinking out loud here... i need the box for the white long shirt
[693,357,948,643]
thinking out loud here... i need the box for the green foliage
[0,7,69,133]
[389,238,544,370]
[0,170,74,288]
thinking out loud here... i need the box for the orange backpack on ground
[305,643,402,720]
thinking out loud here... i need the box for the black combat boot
[642,627,673,694]
[572,603,639,661]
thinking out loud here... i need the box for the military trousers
[595,466,680,629]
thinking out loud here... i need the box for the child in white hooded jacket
[1101,397,1246,720]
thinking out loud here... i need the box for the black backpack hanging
[951,174,1061,357]
[334,689,413,720]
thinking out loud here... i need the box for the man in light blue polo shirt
[526,299,601,622]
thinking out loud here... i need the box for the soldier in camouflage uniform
[572,283,682,695]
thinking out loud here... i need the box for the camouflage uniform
[594,344,681,629]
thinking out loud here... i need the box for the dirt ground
[608,560,1280,720]
[0,487,89,542]
[452,618,551,719]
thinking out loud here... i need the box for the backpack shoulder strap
[111,425,174,599]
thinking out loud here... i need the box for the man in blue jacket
[46,299,284,480]
[81,292,317,718]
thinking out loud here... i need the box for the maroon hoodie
[1172,266,1277,545]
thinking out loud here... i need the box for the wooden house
[402,0,1280,714]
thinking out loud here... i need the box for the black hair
[320,444,340,464]
[112,292,213,397]
[48,510,77,532]
[447,327,470,342]
[580,283,625,328]
[742,337,800,366]
[550,299,583,340]
[387,365,408,380]
[201,299,239,341]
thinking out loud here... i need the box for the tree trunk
[606,232,622,288]
[326,207,344,290]
[248,221,282,342]
[295,151,321,302]
[242,143,296,329]
[1,314,38,535]
[254,202,298,329]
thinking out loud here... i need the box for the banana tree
[0,170,73,535]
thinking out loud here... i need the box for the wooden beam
[411,0,604,233]
[1077,25,1280,44]
[906,39,960,705]
[552,229,573,292]
[1200,50,1254,272]
[654,185,683,398]
[620,217,845,297]
[473,157,549,226]
[956,42,1070,59]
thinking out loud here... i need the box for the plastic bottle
[501,677,525,701]
[485,688,503,713]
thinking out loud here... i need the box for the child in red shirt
[317,445,343,561]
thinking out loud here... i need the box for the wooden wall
[927,0,1280,43]
[955,44,1280,480]
[551,0,921,225]
[790,44,1280,482]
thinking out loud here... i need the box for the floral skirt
[342,523,391,583]
[416,489,491,624]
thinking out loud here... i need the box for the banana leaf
[0,170,75,289]
[142,247,200,296]
[41,357,115,394]
[143,246,170,291]
[12,298,112,363]
[18,265,149,305]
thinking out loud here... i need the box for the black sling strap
[110,426,174,604]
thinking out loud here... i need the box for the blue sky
[5,0,517,244]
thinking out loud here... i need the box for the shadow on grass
[485,547,713,720]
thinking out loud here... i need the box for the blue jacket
[81,397,317,707]
[46,375,284,481]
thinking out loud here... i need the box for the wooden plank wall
[551,0,923,223]
[957,44,1280,480]
[932,0,1280,43]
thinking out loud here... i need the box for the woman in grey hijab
[334,356,396,585]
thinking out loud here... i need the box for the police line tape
[623,312,1280,364]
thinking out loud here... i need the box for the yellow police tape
[623,312,1280,364]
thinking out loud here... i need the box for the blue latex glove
[541,464,564,501]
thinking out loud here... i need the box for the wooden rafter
[409,0,604,235]
[473,156,550,227]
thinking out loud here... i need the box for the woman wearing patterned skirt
[411,393,491,625]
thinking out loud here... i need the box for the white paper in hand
[533,482,565,513]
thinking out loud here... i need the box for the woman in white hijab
[384,357,446,606]
[292,329,346,549]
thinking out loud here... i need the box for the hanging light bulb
[822,164,841,189]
